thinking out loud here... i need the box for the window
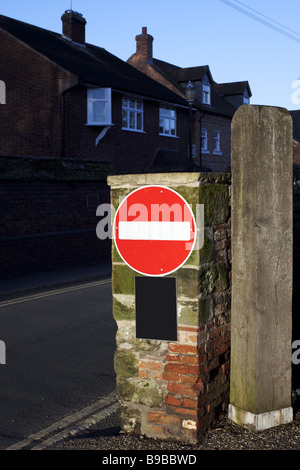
[87,88,111,125]
[201,128,209,153]
[159,106,177,136]
[243,95,250,104]
[202,83,211,105]
[122,98,143,131]
[213,131,221,154]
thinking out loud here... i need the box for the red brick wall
[0,30,190,174]
[63,90,190,173]
[196,114,232,172]
[127,55,233,173]
[0,29,71,158]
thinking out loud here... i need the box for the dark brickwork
[0,179,111,279]
[0,28,190,175]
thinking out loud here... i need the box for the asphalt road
[0,278,116,450]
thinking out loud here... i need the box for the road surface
[0,278,116,449]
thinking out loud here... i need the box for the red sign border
[113,185,197,277]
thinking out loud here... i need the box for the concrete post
[229,105,294,430]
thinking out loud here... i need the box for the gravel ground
[48,406,300,451]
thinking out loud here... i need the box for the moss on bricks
[175,268,200,298]
[199,184,230,226]
[178,300,199,326]
[110,187,135,211]
[112,264,136,295]
[199,263,229,298]
[199,297,213,323]
[112,243,124,263]
[113,296,135,321]
[116,377,166,407]
[175,185,199,212]
[200,228,215,264]
[117,405,141,434]
[114,349,139,377]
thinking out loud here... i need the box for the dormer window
[202,83,211,105]
[87,88,112,125]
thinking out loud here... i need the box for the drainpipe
[199,112,204,168]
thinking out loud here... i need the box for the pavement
[0,262,112,301]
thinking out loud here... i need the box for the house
[128,27,252,172]
[0,11,195,175]
[0,11,197,278]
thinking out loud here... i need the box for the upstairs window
[202,83,211,105]
[87,88,112,125]
[201,128,209,153]
[159,106,177,136]
[122,98,144,131]
[213,131,221,154]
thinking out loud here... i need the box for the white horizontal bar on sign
[118,221,191,241]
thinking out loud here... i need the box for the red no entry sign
[113,185,196,276]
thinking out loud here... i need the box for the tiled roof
[0,14,188,107]
[151,58,246,117]
[214,81,251,97]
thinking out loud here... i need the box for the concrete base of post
[228,404,293,431]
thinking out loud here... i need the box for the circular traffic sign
[113,185,196,276]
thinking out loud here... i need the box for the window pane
[136,101,143,110]
[90,88,106,100]
[93,101,106,122]
[129,99,135,109]
[122,98,128,107]
[122,109,128,128]
[164,119,170,134]
[129,111,135,129]
[159,118,164,134]
[170,120,176,135]
[170,109,176,118]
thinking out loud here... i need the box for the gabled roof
[0,14,188,107]
[151,58,242,118]
[214,81,252,97]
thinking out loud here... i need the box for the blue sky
[1,0,300,110]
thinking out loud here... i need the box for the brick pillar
[108,172,231,443]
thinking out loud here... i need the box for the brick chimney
[135,27,153,64]
[61,10,86,45]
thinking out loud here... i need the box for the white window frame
[201,128,209,154]
[122,97,144,132]
[159,106,177,137]
[213,130,222,155]
[87,88,112,125]
[202,83,211,105]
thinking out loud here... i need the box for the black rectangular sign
[135,276,177,341]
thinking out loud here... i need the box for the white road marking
[0,279,111,308]
[6,392,117,450]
